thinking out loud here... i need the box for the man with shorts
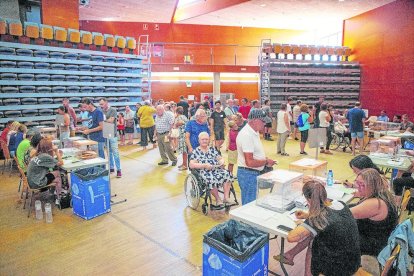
[210,101,226,151]
[346,102,366,155]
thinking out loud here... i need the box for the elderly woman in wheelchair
[187,132,235,211]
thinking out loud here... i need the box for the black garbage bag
[203,219,269,262]
[73,167,108,181]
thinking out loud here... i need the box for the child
[227,120,239,176]
[117,113,125,146]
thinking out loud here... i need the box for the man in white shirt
[236,109,277,205]
[224,99,236,119]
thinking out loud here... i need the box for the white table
[60,157,107,172]
[230,185,354,276]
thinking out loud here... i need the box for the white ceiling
[79,0,395,31]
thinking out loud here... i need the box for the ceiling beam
[173,0,250,23]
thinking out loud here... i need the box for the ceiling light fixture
[260,4,266,7]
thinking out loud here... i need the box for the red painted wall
[343,0,414,118]
[42,0,79,29]
[151,82,259,102]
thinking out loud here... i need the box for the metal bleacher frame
[259,40,360,113]
[0,41,150,125]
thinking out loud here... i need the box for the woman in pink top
[227,120,239,176]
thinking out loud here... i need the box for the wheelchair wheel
[202,203,208,215]
[184,174,200,210]
[330,133,340,150]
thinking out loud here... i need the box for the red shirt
[0,127,9,142]
[239,105,251,119]
[228,129,238,151]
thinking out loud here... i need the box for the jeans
[237,167,261,205]
[98,142,105,159]
[108,137,121,171]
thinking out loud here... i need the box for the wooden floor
[0,137,356,275]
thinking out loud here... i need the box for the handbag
[170,128,180,138]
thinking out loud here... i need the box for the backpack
[296,114,305,128]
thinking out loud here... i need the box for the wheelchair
[330,131,351,152]
[184,169,239,215]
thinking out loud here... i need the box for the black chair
[17,62,33,69]
[91,55,104,62]
[115,57,127,63]
[103,57,116,63]
[107,97,118,102]
[2,87,19,93]
[116,68,128,73]
[118,97,129,102]
[53,98,64,103]
[51,64,65,70]
[116,77,128,83]
[22,109,38,117]
[69,97,81,104]
[36,86,52,93]
[0,61,17,68]
[79,64,92,71]
[19,86,36,93]
[103,67,116,73]
[38,98,53,104]
[0,47,15,55]
[52,86,66,93]
[35,74,50,81]
[79,76,93,82]
[34,62,49,69]
[63,53,78,60]
[21,98,37,105]
[93,87,105,93]
[92,66,104,72]
[79,54,91,61]
[104,77,117,82]
[80,86,93,93]
[65,75,79,82]
[49,52,64,59]
[38,109,54,116]
[33,50,49,58]
[16,48,33,56]
[50,75,65,81]
[105,87,117,93]
[4,110,22,118]
[65,64,79,71]
[92,76,104,82]
[67,86,80,93]
[117,87,129,93]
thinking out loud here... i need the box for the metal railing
[147,42,261,66]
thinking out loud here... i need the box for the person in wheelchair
[189,132,233,207]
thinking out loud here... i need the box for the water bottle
[45,203,53,223]
[35,200,43,220]
[327,170,334,187]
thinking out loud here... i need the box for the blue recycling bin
[71,167,111,220]
[203,219,269,276]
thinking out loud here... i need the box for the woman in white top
[277,103,290,156]
[318,103,333,154]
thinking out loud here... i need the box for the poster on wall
[188,95,195,101]
[153,44,164,57]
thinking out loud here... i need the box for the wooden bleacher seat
[80,31,92,45]
[104,34,115,48]
[68,28,80,43]
[24,22,39,39]
[115,35,126,49]
[92,32,104,46]
[7,19,23,36]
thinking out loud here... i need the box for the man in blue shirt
[185,109,210,154]
[377,110,389,122]
[346,102,366,155]
[81,98,105,159]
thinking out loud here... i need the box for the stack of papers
[292,158,322,167]
[326,187,345,200]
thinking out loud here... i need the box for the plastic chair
[92,32,104,46]
[0,140,12,175]
[68,28,80,43]
[13,156,25,196]
[39,24,53,40]
[0,17,7,35]
[115,35,126,49]
[53,26,67,42]
[80,31,92,45]
[380,244,401,276]
[104,34,115,48]
[24,22,39,39]
[126,37,136,50]
[7,19,23,36]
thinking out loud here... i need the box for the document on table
[241,205,275,220]
[293,158,321,166]
[82,158,103,164]
[326,187,345,200]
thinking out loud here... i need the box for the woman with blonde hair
[350,168,398,257]
[275,178,360,276]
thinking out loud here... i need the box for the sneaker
[110,169,115,173]
[116,170,122,178]
[294,138,299,141]
[171,160,177,166]
[158,161,168,165]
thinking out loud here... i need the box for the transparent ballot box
[368,121,400,134]
[369,138,399,156]
[256,169,303,213]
